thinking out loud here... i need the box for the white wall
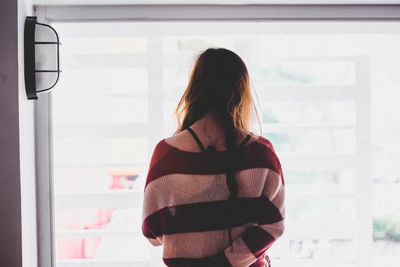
[18,0,38,266]
[0,0,23,266]
[0,0,36,266]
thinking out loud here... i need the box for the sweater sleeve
[216,144,285,267]
[141,140,168,247]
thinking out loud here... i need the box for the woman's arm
[142,186,163,247]
[223,169,285,266]
[206,149,285,267]
[141,140,167,247]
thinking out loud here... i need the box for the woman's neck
[189,111,246,148]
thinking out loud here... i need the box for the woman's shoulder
[146,133,283,185]
[163,130,200,152]
[160,131,277,154]
[251,134,277,153]
[148,139,174,169]
[249,134,283,177]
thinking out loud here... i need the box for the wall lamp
[24,16,61,100]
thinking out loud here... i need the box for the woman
[142,48,285,267]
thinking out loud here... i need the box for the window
[34,5,400,267]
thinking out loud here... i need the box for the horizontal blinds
[51,21,372,267]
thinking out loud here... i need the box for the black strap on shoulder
[187,127,251,152]
[186,127,206,152]
[238,134,251,149]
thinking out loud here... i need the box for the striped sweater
[142,135,285,267]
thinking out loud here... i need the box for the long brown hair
[174,47,261,248]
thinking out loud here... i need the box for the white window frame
[33,3,400,267]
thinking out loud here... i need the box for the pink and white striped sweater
[142,135,285,267]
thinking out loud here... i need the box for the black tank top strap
[238,134,251,149]
[186,127,206,152]
[187,127,251,152]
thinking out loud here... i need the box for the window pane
[53,97,148,124]
[54,167,146,193]
[50,21,400,267]
[265,129,355,154]
[53,138,148,165]
[57,68,148,95]
[257,60,356,86]
[261,101,356,125]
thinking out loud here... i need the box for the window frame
[33,3,400,267]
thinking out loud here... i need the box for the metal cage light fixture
[24,16,61,100]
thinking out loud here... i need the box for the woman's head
[175,47,257,133]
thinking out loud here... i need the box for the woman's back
[142,126,285,267]
[164,111,254,153]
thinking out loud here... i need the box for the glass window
[51,21,400,267]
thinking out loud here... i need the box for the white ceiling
[32,0,400,6]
